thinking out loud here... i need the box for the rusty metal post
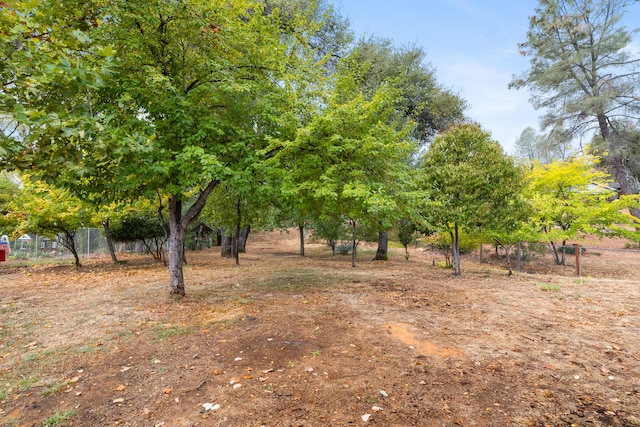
[574,244,581,277]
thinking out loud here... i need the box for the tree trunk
[451,224,461,276]
[298,223,305,257]
[168,197,186,296]
[549,241,562,266]
[232,235,239,265]
[238,226,250,253]
[167,180,218,296]
[505,244,513,276]
[373,231,388,261]
[215,228,223,246]
[221,234,232,257]
[102,219,119,263]
[351,220,357,268]
[59,230,81,268]
[329,239,336,256]
[598,112,640,219]
[233,199,241,265]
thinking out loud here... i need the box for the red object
[0,249,5,262]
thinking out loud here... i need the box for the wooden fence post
[574,244,581,277]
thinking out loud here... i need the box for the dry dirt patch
[1,232,639,426]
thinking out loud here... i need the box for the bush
[519,242,547,261]
[335,243,352,255]
[559,245,586,255]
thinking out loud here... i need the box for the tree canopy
[416,123,527,275]
[511,0,640,215]
[2,0,319,295]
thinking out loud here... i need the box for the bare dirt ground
[1,232,639,426]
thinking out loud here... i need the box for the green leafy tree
[416,123,527,276]
[483,197,535,275]
[0,171,21,234]
[309,215,349,256]
[2,0,316,295]
[10,176,96,267]
[269,55,413,267]
[396,218,417,261]
[110,212,168,262]
[526,155,637,265]
[511,0,640,218]
[349,38,467,260]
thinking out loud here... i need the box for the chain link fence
[4,228,116,261]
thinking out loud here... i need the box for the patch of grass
[152,324,193,341]
[42,408,78,426]
[4,417,23,427]
[23,351,44,362]
[0,386,9,401]
[23,349,62,369]
[74,344,99,355]
[539,283,562,292]
[17,375,37,393]
[311,349,320,357]
[252,269,338,292]
[40,379,66,397]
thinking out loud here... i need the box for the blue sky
[333,1,640,153]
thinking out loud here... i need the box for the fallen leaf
[243,375,252,379]
[113,398,125,403]
[213,369,220,375]
[120,366,131,372]
[163,387,172,394]
[115,384,126,391]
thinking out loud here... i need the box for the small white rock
[379,390,388,398]
[362,414,371,422]
[574,375,580,380]
[233,383,242,389]
[608,375,615,380]
[304,366,314,373]
[235,357,243,361]
[202,403,221,411]
[371,405,383,412]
